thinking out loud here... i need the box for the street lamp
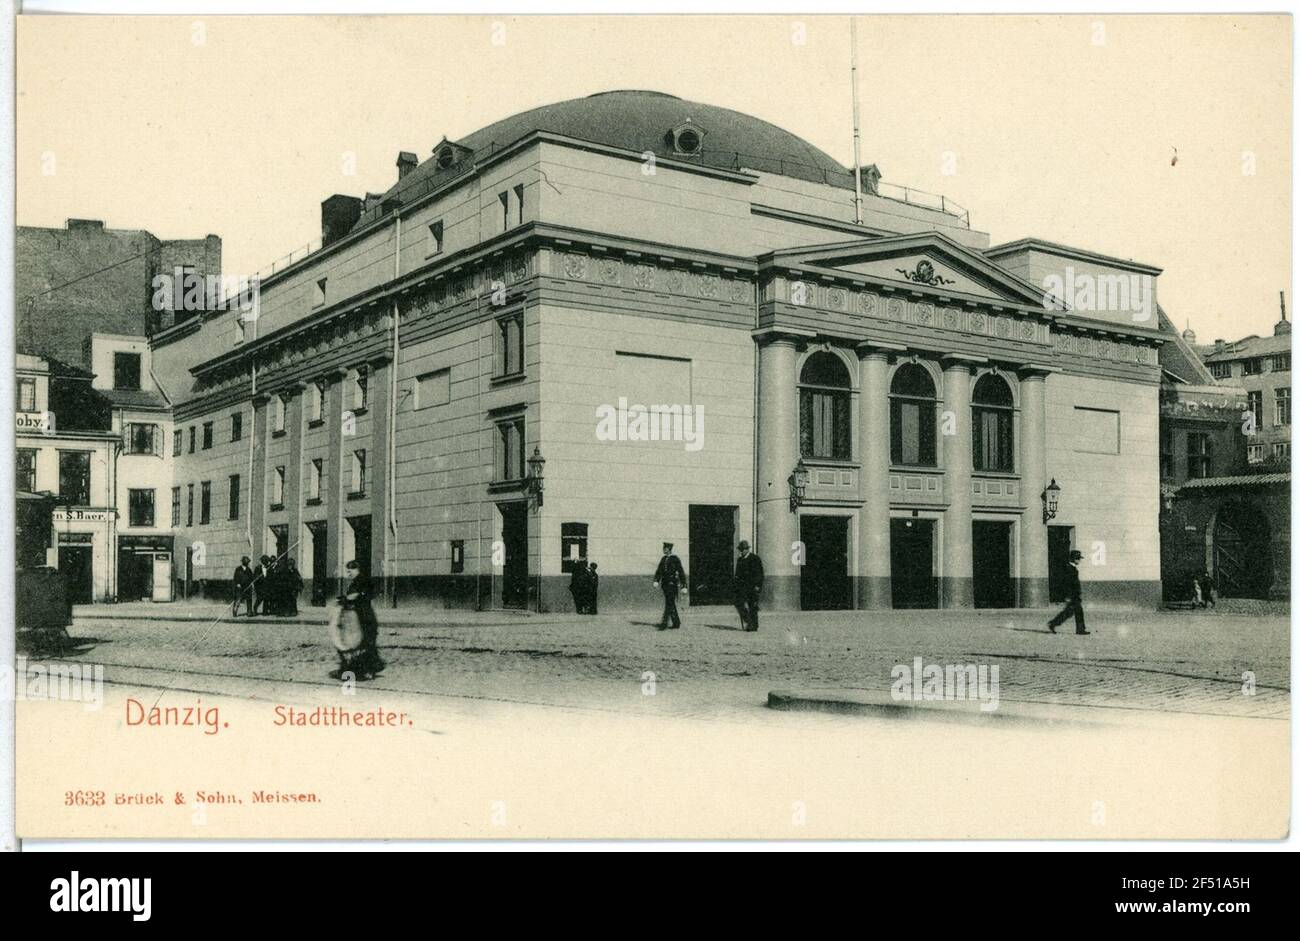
[1041,478,1060,524]
[526,446,546,510]
[788,457,809,513]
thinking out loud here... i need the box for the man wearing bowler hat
[652,541,687,630]
[733,540,764,632]
[1048,548,1090,635]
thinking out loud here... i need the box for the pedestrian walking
[653,542,687,630]
[232,556,255,617]
[1198,570,1217,609]
[340,560,385,678]
[586,562,599,615]
[732,540,764,632]
[1048,549,1089,635]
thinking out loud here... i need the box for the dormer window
[435,145,457,170]
[668,121,706,157]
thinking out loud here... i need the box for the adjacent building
[149,90,1166,611]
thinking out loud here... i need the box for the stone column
[755,334,803,610]
[941,357,976,607]
[285,383,305,568]
[324,368,347,598]
[1017,367,1051,607]
[368,354,394,604]
[856,343,895,608]
[249,394,269,559]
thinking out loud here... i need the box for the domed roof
[355,90,853,229]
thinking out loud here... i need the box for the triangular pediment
[763,232,1046,308]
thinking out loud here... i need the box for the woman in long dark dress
[341,560,384,678]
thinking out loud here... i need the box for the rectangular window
[417,369,451,409]
[1274,387,1290,426]
[1247,443,1265,464]
[1210,362,1231,379]
[188,426,196,454]
[514,183,525,226]
[1242,358,1263,376]
[1160,426,1173,478]
[494,417,526,481]
[560,522,589,574]
[17,448,36,492]
[125,423,159,455]
[186,483,194,526]
[309,458,323,501]
[202,421,214,450]
[428,220,444,255]
[496,313,524,377]
[272,466,285,507]
[499,191,510,230]
[351,449,366,495]
[231,412,243,442]
[353,370,368,411]
[128,488,155,527]
[1186,433,1212,480]
[58,451,91,506]
[800,388,851,461]
[235,316,248,344]
[274,395,287,434]
[1273,353,1291,372]
[228,474,241,520]
[171,487,181,526]
[313,277,327,308]
[200,481,211,525]
[310,383,324,423]
[1071,407,1121,455]
[1273,442,1291,461]
[17,377,36,412]
[113,352,142,391]
[450,539,465,574]
[973,407,1015,472]
[1247,390,1263,430]
[890,399,936,466]
[173,429,183,455]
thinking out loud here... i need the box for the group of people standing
[568,559,600,614]
[231,554,304,618]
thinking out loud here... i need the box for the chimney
[1214,339,1225,353]
[1182,320,1197,344]
[320,195,363,248]
[397,151,418,179]
[859,164,882,196]
[1276,290,1291,336]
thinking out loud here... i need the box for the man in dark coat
[1048,549,1089,635]
[732,540,765,632]
[570,559,590,614]
[653,542,687,630]
[586,563,599,615]
[232,556,255,617]
[252,555,271,615]
[282,559,304,616]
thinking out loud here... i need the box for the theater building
[151,90,1165,611]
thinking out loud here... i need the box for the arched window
[972,374,1015,472]
[889,364,937,467]
[799,352,851,461]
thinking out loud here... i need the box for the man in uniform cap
[732,540,764,632]
[652,541,687,630]
[1048,549,1090,635]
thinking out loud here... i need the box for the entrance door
[307,522,328,605]
[973,521,1014,608]
[500,502,529,608]
[890,518,936,608]
[118,549,151,601]
[58,545,93,605]
[1213,501,1274,598]
[800,515,851,610]
[1048,526,1074,602]
[347,516,371,573]
[688,505,737,605]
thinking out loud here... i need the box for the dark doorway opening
[118,549,152,601]
[1048,525,1075,603]
[890,518,936,608]
[688,504,737,605]
[800,515,852,610]
[307,521,328,605]
[347,516,371,574]
[1213,501,1274,599]
[59,545,93,605]
[270,524,289,561]
[973,520,1014,608]
[499,502,529,608]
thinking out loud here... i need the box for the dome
[355,90,854,230]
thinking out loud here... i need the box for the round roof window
[675,128,702,155]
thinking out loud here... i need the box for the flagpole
[851,16,863,225]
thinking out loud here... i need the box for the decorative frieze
[550,250,754,305]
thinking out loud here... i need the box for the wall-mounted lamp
[526,446,546,510]
[788,457,809,513]
[1041,478,1060,524]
